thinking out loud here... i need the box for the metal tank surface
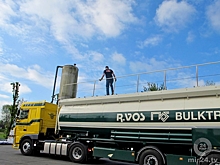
[59,65,78,100]
[58,85,220,136]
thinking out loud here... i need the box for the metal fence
[69,61,220,98]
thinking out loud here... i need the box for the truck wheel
[69,143,87,163]
[20,139,33,156]
[139,149,164,165]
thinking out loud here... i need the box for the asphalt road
[0,145,137,165]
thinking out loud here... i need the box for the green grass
[0,131,6,139]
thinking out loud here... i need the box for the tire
[139,149,164,165]
[69,143,87,163]
[20,139,33,156]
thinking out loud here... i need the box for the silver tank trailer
[59,65,78,100]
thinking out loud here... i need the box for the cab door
[15,109,29,144]
[26,108,38,134]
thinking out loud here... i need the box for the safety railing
[66,61,220,98]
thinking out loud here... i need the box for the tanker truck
[13,65,220,165]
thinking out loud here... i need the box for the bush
[0,132,6,139]
[143,82,166,91]
[0,129,5,132]
[0,129,6,139]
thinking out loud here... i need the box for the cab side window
[19,110,29,119]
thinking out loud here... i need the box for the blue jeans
[106,79,114,95]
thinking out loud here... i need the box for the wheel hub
[144,155,158,165]
[72,147,82,160]
[22,142,31,153]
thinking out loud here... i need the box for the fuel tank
[58,85,220,136]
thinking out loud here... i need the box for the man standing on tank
[99,66,116,95]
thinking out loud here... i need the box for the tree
[0,120,4,129]
[0,82,20,138]
[1,105,12,126]
[143,82,166,92]
[5,82,20,137]
[1,105,12,136]
[205,80,215,86]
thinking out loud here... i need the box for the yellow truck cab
[13,101,57,155]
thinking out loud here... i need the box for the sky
[1,0,220,117]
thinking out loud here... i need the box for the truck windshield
[18,109,29,119]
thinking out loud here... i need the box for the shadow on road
[30,153,136,165]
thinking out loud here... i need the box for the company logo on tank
[116,109,220,122]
